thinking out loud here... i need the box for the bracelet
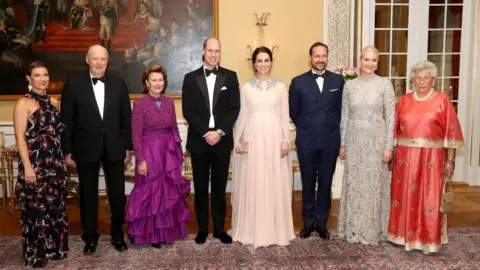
[445,163,454,168]
[281,139,289,144]
[447,156,455,161]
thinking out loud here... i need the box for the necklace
[414,88,434,101]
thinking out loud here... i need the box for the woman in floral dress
[14,61,68,267]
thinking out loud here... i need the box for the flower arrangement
[336,67,359,81]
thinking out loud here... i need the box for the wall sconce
[246,12,279,61]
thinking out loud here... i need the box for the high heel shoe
[151,243,163,248]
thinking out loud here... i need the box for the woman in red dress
[387,60,464,254]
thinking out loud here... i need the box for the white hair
[86,45,109,60]
[409,60,438,81]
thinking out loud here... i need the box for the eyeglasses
[414,76,434,82]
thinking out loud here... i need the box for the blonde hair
[360,45,379,60]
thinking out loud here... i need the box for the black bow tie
[312,73,326,80]
[92,76,106,85]
[205,67,218,77]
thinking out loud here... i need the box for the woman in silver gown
[337,46,396,245]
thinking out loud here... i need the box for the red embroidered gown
[387,92,464,253]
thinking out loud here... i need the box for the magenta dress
[125,94,191,245]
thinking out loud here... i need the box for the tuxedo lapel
[320,72,334,106]
[212,67,226,110]
[84,73,103,121]
[103,76,112,121]
[304,72,322,102]
[195,68,210,111]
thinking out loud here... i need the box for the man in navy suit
[289,42,345,240]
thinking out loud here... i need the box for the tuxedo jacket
[60,71,133,162]
[289,70,345,150]
[182,66,240,153]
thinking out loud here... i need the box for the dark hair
[126,47,138,59]
[251,47,273,71]
[142,64,168,94]
[309,42,329,56]
[26,61,47,76]
[202,37,212,49]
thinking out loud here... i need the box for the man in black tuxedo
[289,42,345,240]
[182,38,240,244]
[61,45,132,254]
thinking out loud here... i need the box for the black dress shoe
[32,259,47,268]
[151,243,163,248]
[316,226,330,240]
[195,231,208,245]
[300,226,314,239]
[50,253,66,260]
[213,232,232,244]
[83,241,98,255]
[111,240,128,252]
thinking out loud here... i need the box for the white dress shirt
[90,73,105,120]
[204,66,217,128]
[312,69,325,93]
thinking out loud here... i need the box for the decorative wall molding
[326,0,352,71]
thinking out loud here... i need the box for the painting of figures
[0,0,217,99]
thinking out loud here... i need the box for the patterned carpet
[1,228,479,269]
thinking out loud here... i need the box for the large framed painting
[0,0,218,100]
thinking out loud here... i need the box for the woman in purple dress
[125,64,191,248]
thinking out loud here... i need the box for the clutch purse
[240,140,249,153]
[440,175,455,214]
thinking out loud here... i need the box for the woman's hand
[235,143,245,154]
[445,160,454,178]
[25,166,37,184]
[339,146,346,160]
[280,142,289,158]
[383,149,393,163]
[138,161,147,176]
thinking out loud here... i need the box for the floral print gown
[15,91,69,266]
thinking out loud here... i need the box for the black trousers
[297,146,339,228]
[190,150,230,234]
[77,148,126,243]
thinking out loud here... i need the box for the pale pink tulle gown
[230,78,295,248]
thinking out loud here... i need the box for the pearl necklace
[414,88,434,101]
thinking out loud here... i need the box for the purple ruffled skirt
[125,129,191,245]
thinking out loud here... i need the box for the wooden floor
[1,185,479,236]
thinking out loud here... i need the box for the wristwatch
[216,129,225,137]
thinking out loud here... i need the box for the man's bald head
[202,37,220,49]
[86,45,109,77]
[86,45,108,59]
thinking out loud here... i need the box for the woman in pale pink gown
[230,47,295,248]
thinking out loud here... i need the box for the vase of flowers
[336,67,359,81]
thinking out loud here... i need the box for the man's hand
[204,131,221,146]
[339,146,346,160]
[64,154,76,168]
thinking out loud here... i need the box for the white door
[361,0,478,184]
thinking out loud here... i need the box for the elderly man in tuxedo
[289,42,345,240]
[61,44,132,255]
[182,38,240,244]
